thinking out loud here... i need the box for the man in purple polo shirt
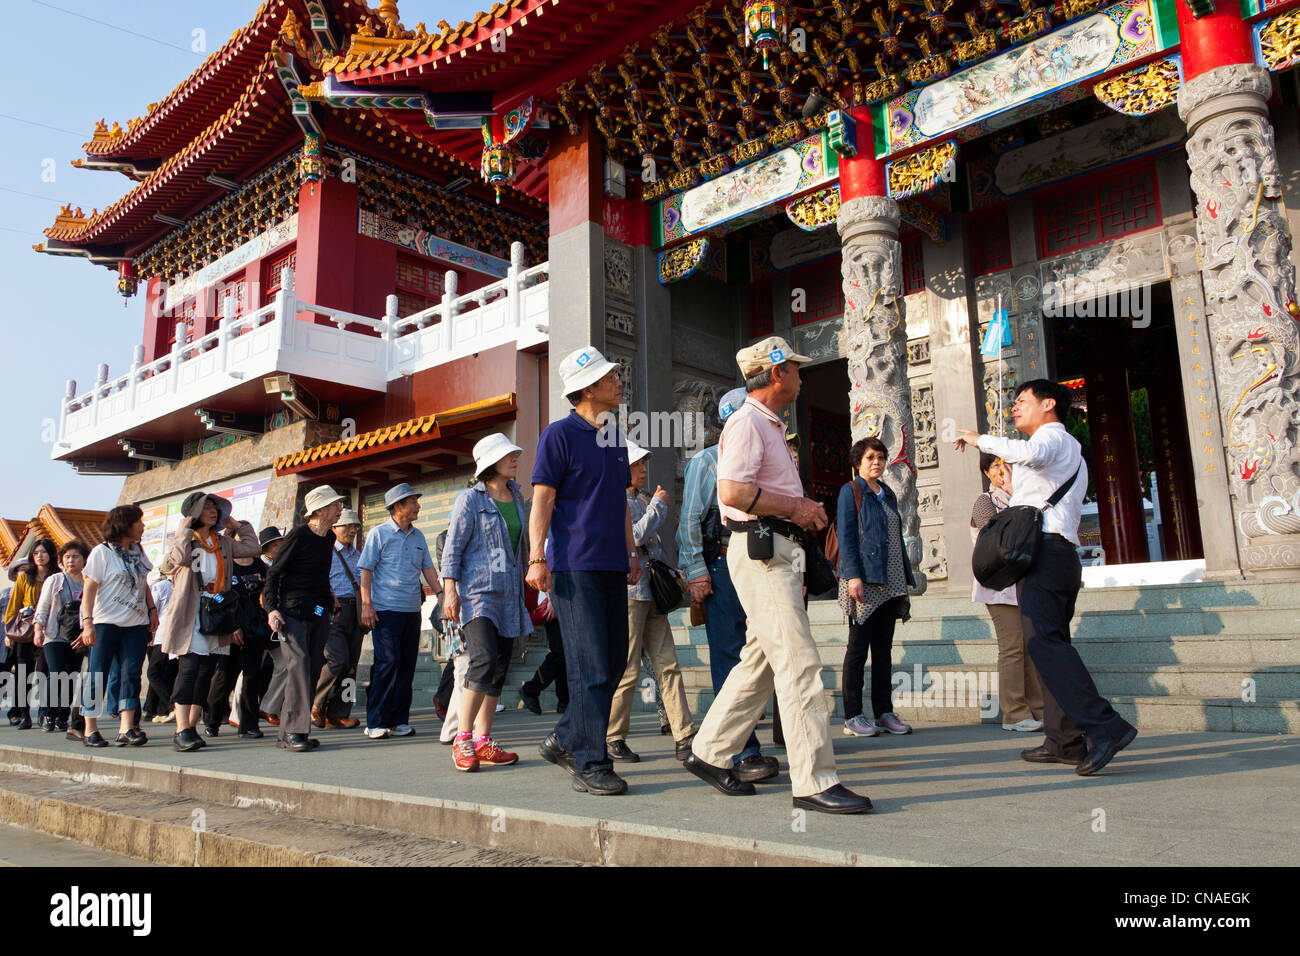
[527,346,642,796]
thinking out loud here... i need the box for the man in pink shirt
[683,336,872,814]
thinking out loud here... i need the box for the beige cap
[736,336,811,378]
[334,508,361,527]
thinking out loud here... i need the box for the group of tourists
[1,335,1138,813]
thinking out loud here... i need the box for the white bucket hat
[627,440,652,465]
[303,484,345,516]
[558,346,618,396]
[473,433,523,477]
[334,508,361,527]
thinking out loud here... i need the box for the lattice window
[262,248,297,304]
[790,258,842,326]
[969,207,1011,275]
[395,255,449,319]
[902,234,925,294]
[749,279,774,339]
[1037,164,1159,256]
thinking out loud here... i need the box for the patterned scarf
[110,543,146,592]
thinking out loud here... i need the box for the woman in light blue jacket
[440,434,530,772]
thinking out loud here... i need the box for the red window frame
[788,257,842,326]
[901,233,924,295]
[1034,160,1161,258]
[261,247,297,305]
[395,254,451,319]
[968,206,1012,276]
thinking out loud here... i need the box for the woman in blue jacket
[836,437,916,738]
[441,433,531,772]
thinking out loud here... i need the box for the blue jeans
[82,624,148,718]
[551,571,629,773]
[704,557,761,762]
[366,610,421,729]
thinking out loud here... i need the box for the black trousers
[1018,534,1130,758]
[171,653,217,708]
[314,602,363,718]
[206,645,242,729]
[5,642,40,719]
[842,598,902,720]
[234,630,271,732]
[521,618,568,708]
[145,644,176,716]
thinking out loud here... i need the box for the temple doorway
[796,357,852,524]
[1042,281,1204,566]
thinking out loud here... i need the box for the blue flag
[980,308,1013,357]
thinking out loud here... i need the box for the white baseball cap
[627,440,652,465]
[558,346,618,396]
[473,433,523,476]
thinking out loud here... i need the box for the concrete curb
[0,745,926,866]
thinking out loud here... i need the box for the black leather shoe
[83,731,109,748]
[1020,745,1081,765]
[735,754,781,783]
[124,728,148,747]
[572,769,628,795]
[16,715,31,730]
[684,754,755,795]
[607,739,640,762]
[238,728,264,739]
[793,784,872,815]
[306,737,321,750]
[202,725,220,738]
[114,733,132,747]
[7,716,21,726]
[519,687,542,715]
[1077,725,1137,776]
[538,733,576,775]
[674,733,696,761]
[277,733,312,752]
[173,729,203,752]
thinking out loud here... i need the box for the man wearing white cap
[676,386,780,782]
[528,346,641,796]
[312,508,364,729]
[684,336,871,813]
[358,482,440,738]
[263,485,344,752]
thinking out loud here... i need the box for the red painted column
[547,118,602,235]
[839,107,887,199]
[142,276,165,362]
[295,176,360,325]
[1176,0,1254,80]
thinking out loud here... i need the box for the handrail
[58,242,551,440]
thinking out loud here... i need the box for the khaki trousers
[607,599,695,743]
[987,602,1043,723]
[438,654,470,743]
[692,532,839,798]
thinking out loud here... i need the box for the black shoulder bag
[972,466,1080,591]
[194,545,242,636]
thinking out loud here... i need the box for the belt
[724,517,804,541]
[336,596,357,604]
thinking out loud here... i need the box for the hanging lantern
[299,132,323,190]
[743,0,788,69]
[117,260,138,299]
[480,142,515,204]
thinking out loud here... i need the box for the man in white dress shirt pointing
[955,379,1137,776]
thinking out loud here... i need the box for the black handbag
[646,558,685,614]
[801,531,838,597]
[56,576,83,642]
[193,543,241,636]
[972,466,1079,590]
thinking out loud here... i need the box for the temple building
[38,0,1300,730]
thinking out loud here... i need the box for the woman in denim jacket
[441,433,531,772]
[836,437,916,738]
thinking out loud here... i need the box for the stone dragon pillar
[1179,55,1300,569]
[838,194,924,584]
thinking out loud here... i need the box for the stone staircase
[356,578,1300,735]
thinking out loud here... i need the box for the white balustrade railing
[55,241,549,456]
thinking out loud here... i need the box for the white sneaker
[151,713,174,724]
[1002,718,1045,732]
[494,702,505,713]
[391,724,415,736]
[843,715,879,737]
[364,726,391,739]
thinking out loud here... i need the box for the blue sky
[0,0,462,521]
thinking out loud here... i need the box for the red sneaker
[453,737,480,772]
[474,736,519,766]
[266,713,280,726]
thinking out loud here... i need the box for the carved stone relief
[604,240,633,306]
[1180,64,1300,546]
[912,383,937,468]
[921,531,948,580]
[672,377,730,476]
[793,315,843,363]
